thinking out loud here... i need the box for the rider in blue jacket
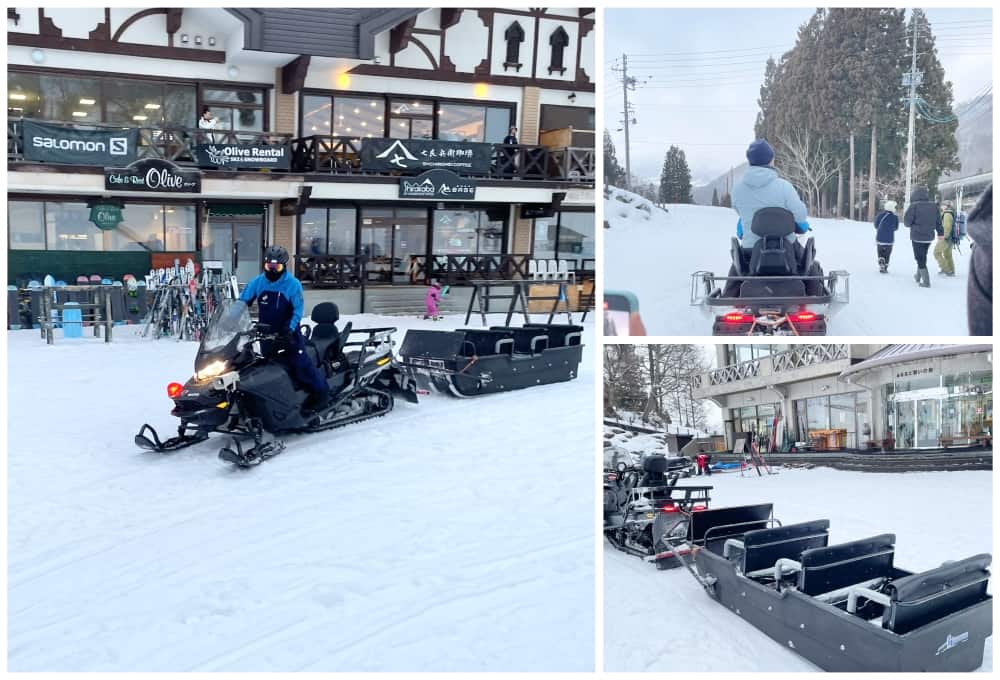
[240,245,330,411]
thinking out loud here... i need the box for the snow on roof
[841,343,992,378]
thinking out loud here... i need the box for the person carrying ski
[424,280,442,320]
[239,245,330,411]
[724,139,823,296]
[873,199,899,273]
[902,186,941,288]
[934,201,957,276]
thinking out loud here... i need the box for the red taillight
[660,504,679,513]
[723,312,753,323]
[790,311,817,322]
[692,504,707,511]
[167,382,184,399]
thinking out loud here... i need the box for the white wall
[394,34,440,70]
[579,23,595,82]
[490,13,535,78]
[536,18,578,83]
[446,11,489,74]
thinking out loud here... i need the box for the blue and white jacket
[240,271,304,333]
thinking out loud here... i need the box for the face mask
[264,268,284,282]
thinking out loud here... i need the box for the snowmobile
[398,323,583,397]
[661,503,992,672]
[690,207,849,336]
[134,299,418,467]
[603,455,713,569]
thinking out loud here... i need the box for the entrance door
[360,225,393,283]
[203,216,264,284]
[895,401,915,449]
[916,398,941,448]
[360,208,428,284]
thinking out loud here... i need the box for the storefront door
[916,398,941,448]
[360,224,393,283]
[360,208,428,284]
[203,216,263,284]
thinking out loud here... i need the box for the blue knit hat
[746,139,775,166]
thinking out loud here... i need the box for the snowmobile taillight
[790,311,817,322]
[660,504,679,513]
[723,312,753,323]
[692,504,707,511]
[167,382,184,399]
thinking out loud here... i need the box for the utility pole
[611,53,638,190]
[904,16,920,211]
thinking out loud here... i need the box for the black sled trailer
[665,503,992,672]
[398,323,583,397]
[690,208,849,336]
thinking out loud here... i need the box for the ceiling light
[369,101,377,107]
[9,93,27,101]
[376,116,382,121]
[353,108,359,114]
[311,126,317,131]
[79,98,96,105]
[132,115,148,121]
[144,103,161,110]
[360,121,366,127]
[345,127,351,132]
[72,111,87,117]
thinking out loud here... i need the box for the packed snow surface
[605,188,974,335]
[604,466,992,671]
[8,312,595,672]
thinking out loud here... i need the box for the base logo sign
[22,119,138,166]
[105,158,202,193]
[194,143,290,170]
[399,169,476,200]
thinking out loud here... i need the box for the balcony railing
[698,344,851,389]
[9,119,595,182]
[294,254,366,289]
[409,254,596,286]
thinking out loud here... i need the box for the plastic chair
[547,259,560,281]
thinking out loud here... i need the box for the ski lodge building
[7,8,595,311]
[693,344,992,452]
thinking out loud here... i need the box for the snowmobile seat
[638,455,670,487]
[797,533,896,597]
[308,302,342,365]
[737,519,831,576]
[748,208,800,276]
[882,554,991,634]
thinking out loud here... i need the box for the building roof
[226,9,424,60]
[840,343,992,379]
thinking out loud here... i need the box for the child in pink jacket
[424,280,442,319]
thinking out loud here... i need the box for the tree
[658,146,694,204]
[711,187,720,207]
[603,130,625,188]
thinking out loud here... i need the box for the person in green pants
[934,202,956,276]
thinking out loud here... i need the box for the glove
[795,221,811,234]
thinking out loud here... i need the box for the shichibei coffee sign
[105,158,202,193]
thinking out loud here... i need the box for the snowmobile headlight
[195,360,229,381]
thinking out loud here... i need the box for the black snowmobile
[690,207,849,335]
[603,455,712,569]
[135,299,418,466]
[660,503,992,672]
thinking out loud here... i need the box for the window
[540,104,595,148]
[433,210,505,255]
[533,210,595,261]
[548,26,570,75]
[164,206,197,251]
[299,207,357,256]
[389,99,434,140]
[333,97,383,143]
[805,397,829,432]
[8,202,46,249]
[302,95,332,135]
[45,202,103,251]
[503,22,525,71]
[485,107,512,143]
[438,104,486,142]
[201,86,266,132]
[829,394,857,448]
[110,204,161,252]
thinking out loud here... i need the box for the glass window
[438,104,486,142]
[805,397,829,433]
[302,95,332,135]
[532,216,557,260]
[389,99,433,140]
[390,99,434,117]
[328,208,356,254]
[301,208,327,255]
[333,97,383,142]
[164,205,196,251]
[478,213,504,254]
[202,88,263,105]
[163,85,196,127]
[39,75,102,123]
[105,79,165,125]
[434,210,480,254]
[485,106,512,143]
[7,72,42,118]
[557,211,595,259]
[45,202,103,251]
[111,204,161,252]
[209,106,263,132]
[8,202,46,250]
[829,394,857,448]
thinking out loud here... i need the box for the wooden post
[42,287,52,345]
[104,288,113,342]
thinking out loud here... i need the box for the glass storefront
[8,199,196,252]
[532,210,595,262]
[794,393,862,448]
[732,403,778,441]
[432,210,504,255]
[300,207,357,256]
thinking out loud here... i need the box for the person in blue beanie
[723,139,823,296]
[240,245,331,412]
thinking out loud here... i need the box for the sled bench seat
[797,533,896,596]
[881,554,992,634]
[731,519,831,578]
[690,503,773,554]
[523,323,583,347]
[488,326,549,354]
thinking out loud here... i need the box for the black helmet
[264,245,289,265]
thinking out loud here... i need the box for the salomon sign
[22,119,137,165]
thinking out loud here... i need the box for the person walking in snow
[934,201,957,277]
[424,279,442,320]
[723,139,823,296]
[873,199,899,273]
[903,186,942,288]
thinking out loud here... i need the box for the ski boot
[918,268,931,287]
[878,257,888,274]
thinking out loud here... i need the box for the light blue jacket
[732,166,809,248]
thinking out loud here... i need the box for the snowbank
[8,312,595,671]
[605,189,974,335]
[604,467,992,671]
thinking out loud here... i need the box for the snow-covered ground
[604,466,992,672]
[8,312,595,672]
[605,188,974,335]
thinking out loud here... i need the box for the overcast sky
[604,8,992,184]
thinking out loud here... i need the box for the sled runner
[666,503,992,671]
[398,323,583,397]
[690,208,850,336]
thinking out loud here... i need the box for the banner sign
[399,169,476,200]
[22,118,138,166]
[105,158,202,193]
[89,203,123,230]
[194,142,290,170]
[362,138,493,174]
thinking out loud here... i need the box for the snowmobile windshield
[201,299,252,354]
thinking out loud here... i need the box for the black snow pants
[911,241,931,269]
[877,244,893,266]
[265,330,330,399]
